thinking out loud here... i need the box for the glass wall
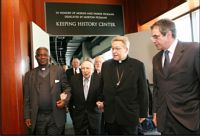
[174,8,200,42]
[191,9,199,42]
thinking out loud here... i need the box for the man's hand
[139,118,146,123]
[56,99,65,108]
[152,113,157,127]
[60,92,67,100]
[25,119,32,128]
[96,101,104,112]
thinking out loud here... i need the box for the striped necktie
[163,50,170,76]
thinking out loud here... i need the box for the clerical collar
[115,56,129,64]
[39,64,50,71]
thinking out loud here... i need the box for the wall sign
[45,3,124,36]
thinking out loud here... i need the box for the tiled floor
[144,129,161,135]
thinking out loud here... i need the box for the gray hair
[150,18,176,38]
[111,35,130,50]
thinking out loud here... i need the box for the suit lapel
[157,51,165,76]
[158,51,163,74]
[170,42,184,70]
[33,68,40,94]
[154,50,168,77]
[159,42,184,77]
[70,68,74,76]
[86,75,95,101]
[78,75,85,101]
[50,66,56,93]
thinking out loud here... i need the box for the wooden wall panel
[19,0,33,132]
[0,0,32,134]
[1,0,21,133]
[137,0,186,24]
[123,0,138,33]
[168,0,187,9]
[137,0,168,24]
[20,0,32,76]
[0,0,2,133]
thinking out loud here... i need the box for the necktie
[74,68,77,75]
[163,50,170,76]
[83,78,89,99]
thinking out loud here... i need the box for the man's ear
[126,47,129,53]
[166,31,172,38]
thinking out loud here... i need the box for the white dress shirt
[162,39,178,67]
[83,76,91,99]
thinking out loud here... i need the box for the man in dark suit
[24,47,71,135]
[69,59,102,135]
[66,57,81,82]
[94,55,106,134]
[150,19,200,135]
[96,36,149,135]
[94,55,104,76]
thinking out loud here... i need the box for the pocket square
[55,80,60,83]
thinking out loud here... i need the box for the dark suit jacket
[153,41,200,131]
[24,65,71,132]
[66,68,81,82]
[69,74,101,130]
[93,70,101,77]
[100,57,149,127]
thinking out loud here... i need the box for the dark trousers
[100,113,107,135]
[106,120,137,135]
[162,109,200,135]
[73,113,99,135]
[34,111,64,135]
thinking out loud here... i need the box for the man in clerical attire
[96,36,149,135]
